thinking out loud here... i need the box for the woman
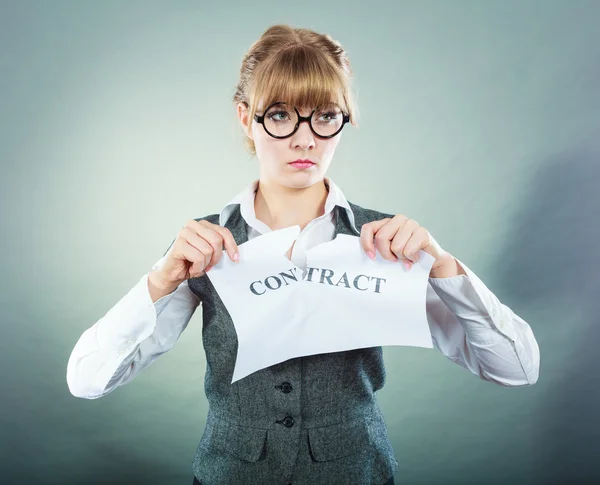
[67,25,540,485]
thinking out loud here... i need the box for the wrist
[148,271,180,302]
[429,254,463,278]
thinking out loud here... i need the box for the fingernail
[234,252,239,262]
[403,261,411,271]
[367,251,375,260]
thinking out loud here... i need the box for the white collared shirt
[67,176,540,399]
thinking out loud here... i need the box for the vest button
[276,416,295,428]
[275,382,293,394]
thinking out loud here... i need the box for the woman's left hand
[360,215,459,277]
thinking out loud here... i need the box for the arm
[426,257,540,387]
[66,256,200,399]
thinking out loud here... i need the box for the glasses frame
[253,101,350,139]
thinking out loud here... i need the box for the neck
[254,178,329,231]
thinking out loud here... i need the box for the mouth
[289,159,315,169]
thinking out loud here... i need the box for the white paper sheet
[206,226,436,383]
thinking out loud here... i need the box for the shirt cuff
[95,272,166,347]
[428,257,517,342]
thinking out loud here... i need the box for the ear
[237,102,253,140]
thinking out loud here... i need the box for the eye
[267,110,292,122]
[316,111,340,123]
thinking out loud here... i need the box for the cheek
[322,137,341,155]
[251,125,267,148]
[252,127,281,156]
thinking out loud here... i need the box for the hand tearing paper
[206,226,436,383]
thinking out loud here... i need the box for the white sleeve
[426,257,540,387]
[66,255,200,399]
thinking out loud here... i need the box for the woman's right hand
[151,219,240,288]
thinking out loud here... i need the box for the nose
[291,118,315,150]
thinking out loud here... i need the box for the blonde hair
[233,24,359,155]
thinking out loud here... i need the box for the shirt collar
[219,175,357,234]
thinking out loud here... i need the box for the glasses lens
[263,104,345,138]
[311,105,344,137]
[263,104,297,137]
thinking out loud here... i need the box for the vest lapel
[334,202,361,238]
[223,203,250,246]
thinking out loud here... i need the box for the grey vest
[187,201,398,485]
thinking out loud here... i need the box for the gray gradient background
[1,1,599,484]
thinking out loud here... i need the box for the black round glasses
[253,101,350,139]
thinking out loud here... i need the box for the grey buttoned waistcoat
[186,201,399,485]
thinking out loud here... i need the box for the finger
[181,226,220,268]
[180,242,210,277]
[360,218,390,259]
[374,215,408,262]
[204,223,240,263]
[187,220,239,266]
[390,219,419,262]
[403,227,430,263]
